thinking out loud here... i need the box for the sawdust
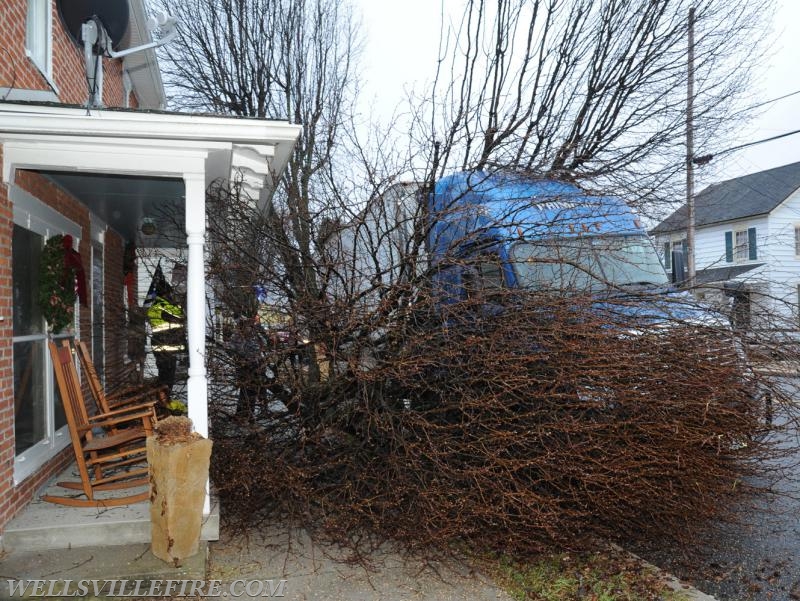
[154,416,203,445]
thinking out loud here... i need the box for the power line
[693,128,800,165]
[726,89,800,122]
[747,89,800,111]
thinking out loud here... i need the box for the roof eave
[652,210,774,235]
[0,103,301,200]
[124,0,167,109]
[0,103,299,146]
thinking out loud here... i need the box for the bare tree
[152,0,800,563]
[412,0,773,208]
[157,0,362,375]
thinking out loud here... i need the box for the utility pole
[686,5,696,287]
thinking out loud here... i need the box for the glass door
[12,222,71,483]
[12,225,47,456]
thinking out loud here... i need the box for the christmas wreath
[38,234,86,333]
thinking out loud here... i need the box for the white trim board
[10,183,81,239]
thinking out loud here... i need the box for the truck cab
[429,171,669,305]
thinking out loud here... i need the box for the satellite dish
[57,0,130,51]
[56,0,177,108]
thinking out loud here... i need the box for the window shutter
[748,227,757,260]
[681,239,688,268]
[663,242,671,270]
[725,231,733,263]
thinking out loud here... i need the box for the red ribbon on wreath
[62,234,88,306]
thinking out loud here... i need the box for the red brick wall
[103,228,128,383]
[0,147,16,530]
[0,0,135,108]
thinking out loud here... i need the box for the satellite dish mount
[58,1,178,108]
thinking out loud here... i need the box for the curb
[611,545,717,601]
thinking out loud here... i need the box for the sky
[355,0,800,187]
[711,0,800,181]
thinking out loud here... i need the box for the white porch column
[184,173,208,439]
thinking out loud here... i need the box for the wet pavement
[637,377,800,601]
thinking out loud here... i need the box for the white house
[651,161,800,330]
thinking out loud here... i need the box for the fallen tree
[208,283,794,555]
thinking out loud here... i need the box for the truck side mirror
[671,248,686,285]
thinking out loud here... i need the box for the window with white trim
[734,230,749,261]
[726,227,757,263]
[25,0,52,80]
[662,239,688,271]
[12,185,78,484]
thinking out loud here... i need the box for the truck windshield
[511,235,669,292]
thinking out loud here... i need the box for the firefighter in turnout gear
[145,263,186,394]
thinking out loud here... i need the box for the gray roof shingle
[651,161,800,234]
[694,263,764,285]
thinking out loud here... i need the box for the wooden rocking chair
[72,339,168,416]
[43,341,156,508]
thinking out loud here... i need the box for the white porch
[0,102,300,516]
[1,102,299,436]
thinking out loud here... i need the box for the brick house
[0,0,300,540]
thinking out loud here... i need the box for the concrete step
[2,467,218,553]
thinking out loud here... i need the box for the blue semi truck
[426,170,675,308]
[335,170,695,319]
[422,171,768,427]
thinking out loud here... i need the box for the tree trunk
[148,432,213,566]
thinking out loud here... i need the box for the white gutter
[0,103,300,196]
[0,103,298,145]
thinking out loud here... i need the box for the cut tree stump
[147,416,212,566]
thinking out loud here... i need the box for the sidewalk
[0,526,510,600]
[0,522,721,600]
[207,524,510,601]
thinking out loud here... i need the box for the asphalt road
[637,377,800,601]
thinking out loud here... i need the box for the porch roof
[695,262,766,286]
[0,101,301,445]
[0,101,300,204]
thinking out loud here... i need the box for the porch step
[2,467,219,552]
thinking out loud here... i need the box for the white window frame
[794,225,800,257]
[90,216,107,386]
[25,0,59,94]
[663,236,688,271]
[674,236,687,267]
[734,229,749,262]
[11,184,79,484]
